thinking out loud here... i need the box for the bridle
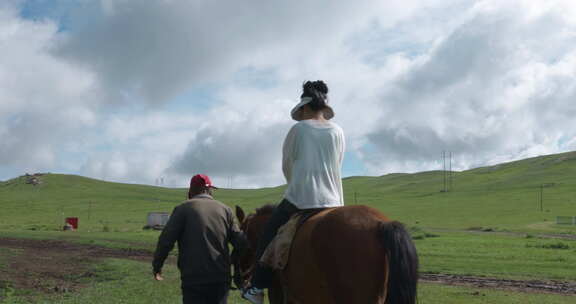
[231,214,256,290]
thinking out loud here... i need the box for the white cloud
[363,0,576,174]
[3,0,576,188]
[0,2,98,173]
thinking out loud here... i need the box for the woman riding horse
[242,80,345,304]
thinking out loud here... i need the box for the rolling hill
[1,151,575,233]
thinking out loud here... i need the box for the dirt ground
[0,237,152,297]
[421,273,576,295]
[0,237,575,299]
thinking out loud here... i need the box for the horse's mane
[254,204,277,216]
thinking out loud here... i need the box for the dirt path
[0,237,153,296]
[421,273,576,295]
[1,237,575,298]
[427,228,576,240]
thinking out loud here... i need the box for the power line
[442,150,454,192]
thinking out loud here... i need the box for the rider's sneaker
[242,287,264,304]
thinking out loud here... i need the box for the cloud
[51,0,430,105]
[4,0,576,188]
[166,86,295,188]
[46,0,435,186]
[363,0,576,173]
[0,2,98,173]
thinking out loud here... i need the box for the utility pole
[540,184,544,212]
[442,151,447,192]
[60,205,64,229]
[449,152,453,191]
[88,201,92,232]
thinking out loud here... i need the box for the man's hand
[154,271,164,281]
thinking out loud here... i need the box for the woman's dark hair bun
[301,80,329,112]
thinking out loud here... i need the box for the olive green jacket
[152,194,245,285]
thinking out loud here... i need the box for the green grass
[2,229,574,283]
[418,283,575,304]
[1,258,574,304]
[416,232,576,281]
[0,248,20,270]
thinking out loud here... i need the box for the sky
[1,0,576,188]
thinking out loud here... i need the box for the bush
[25,224,54,231]
[467,226,484,231]
[542,242,570,250]
[526,242,570,250]
[409,226,439,240]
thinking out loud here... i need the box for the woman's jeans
[251,199,299,288]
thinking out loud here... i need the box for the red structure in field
[65,217,78,230]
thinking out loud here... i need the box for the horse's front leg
[268,277,285,304]
[268,288,283,304]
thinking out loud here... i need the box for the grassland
[1,151,576,302]
[2,151,575,234]
[1,258,574,304]
[416,231,576,281]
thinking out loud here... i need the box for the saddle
[260,208,328,270]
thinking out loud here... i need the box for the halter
[231,214,256,290]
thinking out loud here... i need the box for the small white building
[147,212,170,227]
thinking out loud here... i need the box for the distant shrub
[99,220,110,232]
[526,242,570,250]
[409,226,439,240]
[542,242,570,249]
[25,224,54,231]
[525,234,535,239]
[467,226,499,232]
[467,227,484,231]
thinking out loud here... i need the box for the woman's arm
[337,128,345,204]
[282,125,298,182]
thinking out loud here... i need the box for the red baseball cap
[189,174,217,189]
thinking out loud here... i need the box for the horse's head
[232,204,276,289]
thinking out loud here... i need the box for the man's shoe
[242,287,264,304]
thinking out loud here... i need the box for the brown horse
[234,204,419,304]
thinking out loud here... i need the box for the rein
[231,214,256,290]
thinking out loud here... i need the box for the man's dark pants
[181,282,229,304]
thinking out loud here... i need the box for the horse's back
[284,205,391,304]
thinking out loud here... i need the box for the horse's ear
[235,205,246,223]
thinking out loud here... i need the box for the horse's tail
[378,221,418,304]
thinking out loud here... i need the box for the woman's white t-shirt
[282,119,345,209]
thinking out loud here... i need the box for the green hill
[1,151,575,233]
